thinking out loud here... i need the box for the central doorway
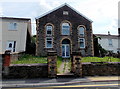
[57,38,73,75]
[61,39,70,58]
[62,44,70,58]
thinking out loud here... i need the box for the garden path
[57,59,71,75]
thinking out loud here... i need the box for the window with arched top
[62,23,70,35]
[78,26,85,37]
[46,25,53,36]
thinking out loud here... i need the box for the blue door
[62,44,70,58]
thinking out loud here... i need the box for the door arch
[61,39,71,58]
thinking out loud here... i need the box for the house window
[9,43,12,48]
[63,11,69,15]
[9,22,17,30]
[79,38,85,48]
[46,25,52,36]
[78,27,85,37]
[6,41,16,52]
[46,37,53,48]
[62,23,70,35]
[108,39,112,46]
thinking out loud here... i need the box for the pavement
[1,76,120,88]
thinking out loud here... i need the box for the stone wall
[3,64,48,79]
[82,62,120,76]
[2,62,119,79]
[47,51,57,78]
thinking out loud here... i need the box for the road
[2,81,120,89]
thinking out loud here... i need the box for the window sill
[79,48,85,49]
[108,45,113,47]
[60,35,71,36]
[78,36,85,37]
[44,47,53,49]
[46,35,53,36]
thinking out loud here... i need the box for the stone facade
[47,51,57,78]
[36,4,94,57]
[71,52,82,77]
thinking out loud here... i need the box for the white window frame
[45,37,53,48]
[62,23,70,35]
[62,44,70,58]
[79,38,85,48]
[6,41,16,52]
[46,25,52,36]
[79,27,85,37]
[9,22,17,30]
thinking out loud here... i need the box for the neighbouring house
[36,4,94,57]
[95,32,120,54]
[0,17,31,54]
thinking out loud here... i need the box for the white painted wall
[0,18,31,54]
[97,35,119,53]
[0,19,2,53]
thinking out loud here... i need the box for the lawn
[11,55,120,64]
[11,54,47,64]
[81,57,120,62]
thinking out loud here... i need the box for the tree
[25,32,36,55]
[93,35,107,57]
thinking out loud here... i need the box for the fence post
[71,52,75,73]
[72,52,82,77]
[3,50,11,75]
[47,51,57,78]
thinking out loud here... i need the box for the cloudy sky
[0,0,119,35]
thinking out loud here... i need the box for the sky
[0,0,119,35]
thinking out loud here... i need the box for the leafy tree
[93,35,107,57]
[25,32,36,55]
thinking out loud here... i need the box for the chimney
[108,31,110,35]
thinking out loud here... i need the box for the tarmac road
[51,81,120,89]
[2,76,120,89]
[2,81,120,89]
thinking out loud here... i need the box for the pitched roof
[94,34,119,39]
[0,17,31,20]
[95,34,119,37]
[35,3,93,22]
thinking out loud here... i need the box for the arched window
[62,23,70,35]
[45,23,54,48]
[46,25,53,36]
[78,26,85,37]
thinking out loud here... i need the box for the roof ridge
[0,17,31,20]
[95,34,119,36]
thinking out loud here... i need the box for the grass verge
[11,55,120,64]
[81,57,120,62]
[11,54,47,64]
